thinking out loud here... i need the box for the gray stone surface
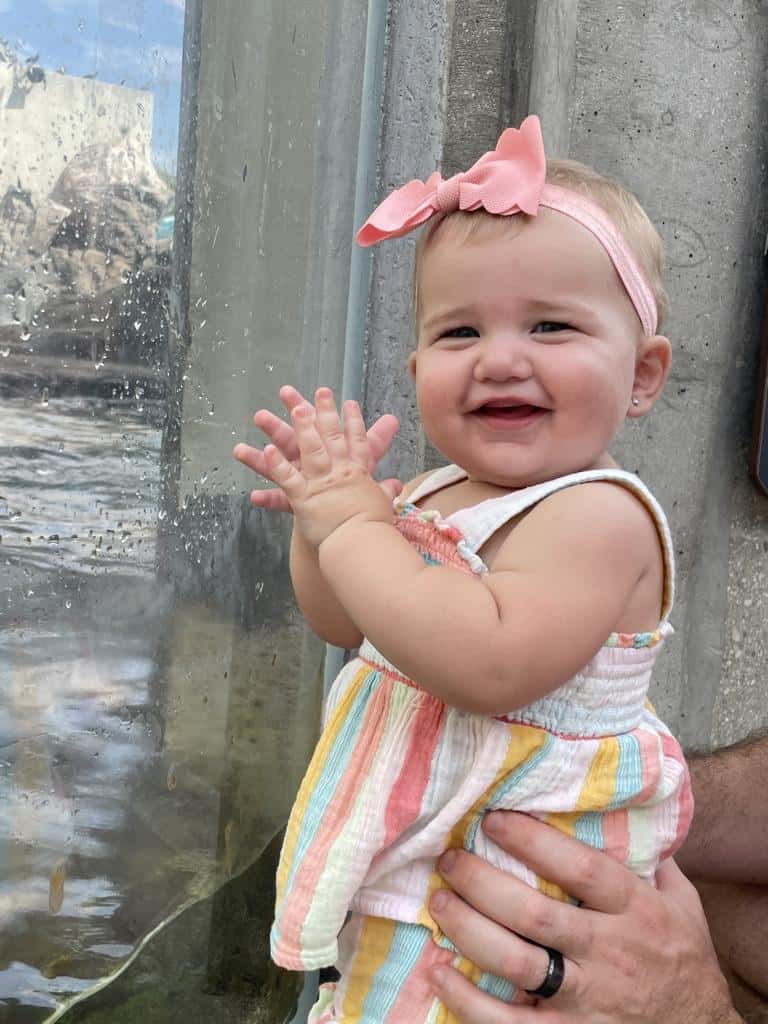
[563,0,768,749]
[363,0,454,485]
[362,0,768,751]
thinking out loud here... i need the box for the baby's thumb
[378,478,404,502]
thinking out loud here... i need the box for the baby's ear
[408,351,418,377]
[628,335,672,417]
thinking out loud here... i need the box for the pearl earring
[632,398,640,407]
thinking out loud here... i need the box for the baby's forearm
[290,526,364,649]
[677,736,768,885]
[318,520,536,714]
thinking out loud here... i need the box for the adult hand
[233,384,401,511]
[428,811,740,1023]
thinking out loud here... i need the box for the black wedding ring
[524,946,565,999]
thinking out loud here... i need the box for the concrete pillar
[536,0,768,750]
[156,0,373,1014]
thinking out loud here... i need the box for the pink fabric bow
[355,114,659,336]
[357,115,546,246]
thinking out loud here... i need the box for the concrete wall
[363,0,768,752]
[0,71,152,206]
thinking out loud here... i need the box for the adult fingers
[482,812,637,916]
[655,858,712,924]
[428,889,566,995]
[429,966,562,1024]
[436,847,587,956]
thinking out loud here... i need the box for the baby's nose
[474,332,534,380]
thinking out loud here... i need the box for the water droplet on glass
[41,388,49,407]
[0,347,9,358]
[20,325,31,341]
[78,17,85,30]
[265,362,274,373]
[65,599,72,609]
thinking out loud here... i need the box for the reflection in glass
[1,0,330,1020]
[1,4,181,1020]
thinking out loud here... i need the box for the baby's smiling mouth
[471,399,548,423]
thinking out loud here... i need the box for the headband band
[356,115,658,336]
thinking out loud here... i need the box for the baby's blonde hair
[413,157,668,332]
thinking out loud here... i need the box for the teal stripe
[576,733,644,850]
[464,733,555,851]
[608,733,642,810]
[478,971,516,1002]
[360,921,431,1022]
[274,668,381,942]
[574,810,604,850]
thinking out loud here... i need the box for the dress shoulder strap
[449,468,676,620]
[405,463,467,504]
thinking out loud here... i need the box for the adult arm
[428,811,741,1023]
[677,736,768,884]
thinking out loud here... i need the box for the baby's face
[410,208,656,487]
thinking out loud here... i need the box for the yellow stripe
[340,916,396,1021]
[538,737,620,901]
[418,725,549,933]
[276,662,372,902]
[576,736,620,812]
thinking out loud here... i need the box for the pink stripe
[386,938,455,1022]
[627,727,662,807]
[382,699,445,848]
[659,733,694,859]
[602,808,630,865]
[277,683,394,955]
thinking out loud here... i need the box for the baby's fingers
[233,441,270,478]
[249,487,293,513]
[263,445,306,499]
[366,413,400,472]
[253,407,299,462]
[292,403,332,476]
[343,400,370,468]
[314,388,348,460]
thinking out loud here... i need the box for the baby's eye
[532,321,572,334]
[441,326,479,339]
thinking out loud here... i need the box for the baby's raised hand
[259,388,395,547]
[233,385,402,512]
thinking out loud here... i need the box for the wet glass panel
[0,2,365,1021]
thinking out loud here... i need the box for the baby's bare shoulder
[495,480,660,570]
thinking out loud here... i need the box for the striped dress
[271,466,693,1023]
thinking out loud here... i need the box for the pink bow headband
[356,115,658,336]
